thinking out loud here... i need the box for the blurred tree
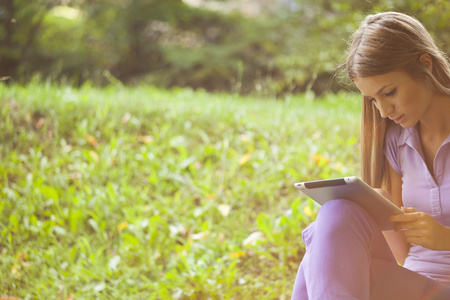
[0,0,54,78]
[1,0,449,95]
[79,0,281,92]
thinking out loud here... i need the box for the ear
[419,53,433,72]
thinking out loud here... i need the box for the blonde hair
[345,12,450,188]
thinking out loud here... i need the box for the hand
[389,207,450,251]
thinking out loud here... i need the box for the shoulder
[384,123,407,174]
[385,123,412,147]
[384,123,418,173]
[385,123,402,146]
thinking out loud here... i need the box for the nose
[376,101,394,119]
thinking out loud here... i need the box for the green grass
[0,82,361,299]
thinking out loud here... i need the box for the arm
[387,164,450,251]
[380,163,411,265]
[390,207,450,251]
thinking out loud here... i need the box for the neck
[419,92,450,139]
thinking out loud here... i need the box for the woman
[291,12,450,299]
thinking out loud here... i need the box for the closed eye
[384,88,397,97]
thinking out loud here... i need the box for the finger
[403,236,425,246]
[394,221,421,231]
[401,207,419,213]
[390,212,421,223]
[401,228,423,237]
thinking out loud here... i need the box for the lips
[390,114,405,124]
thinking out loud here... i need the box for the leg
[369,258,450,300]
[291,199,450,300]
[297,199,389,300]
[291,258,308,299]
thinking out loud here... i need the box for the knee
[302,199,375,248]
[315,199,370,233]
[320,199,365,218]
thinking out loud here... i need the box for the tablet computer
[294,176,403,231]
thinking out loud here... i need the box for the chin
[399,120,417,129]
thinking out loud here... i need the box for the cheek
[413,81,433,103]
[416,85,433,107]
[402,86,427,108]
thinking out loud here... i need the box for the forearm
[383,230,410,265]
[441,225,450,250]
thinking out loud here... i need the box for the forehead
[353,71,407,96]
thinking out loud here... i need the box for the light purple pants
[291,199,450,300]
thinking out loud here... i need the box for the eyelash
[384,88,397,97]
[368,88,397,103]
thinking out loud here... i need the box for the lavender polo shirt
[385,124,450,282]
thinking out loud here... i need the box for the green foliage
[1,1,450,96]
[0,83,360,298]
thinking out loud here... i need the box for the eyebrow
[362,83,393,99]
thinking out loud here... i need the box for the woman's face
[354,71,432,128]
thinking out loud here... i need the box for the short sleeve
[384,124,402,175]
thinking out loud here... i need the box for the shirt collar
[396,123,450,151]
[396,125,419,148]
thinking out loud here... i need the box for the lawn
[0,82,361,299]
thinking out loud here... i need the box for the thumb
[401,206,419,213]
